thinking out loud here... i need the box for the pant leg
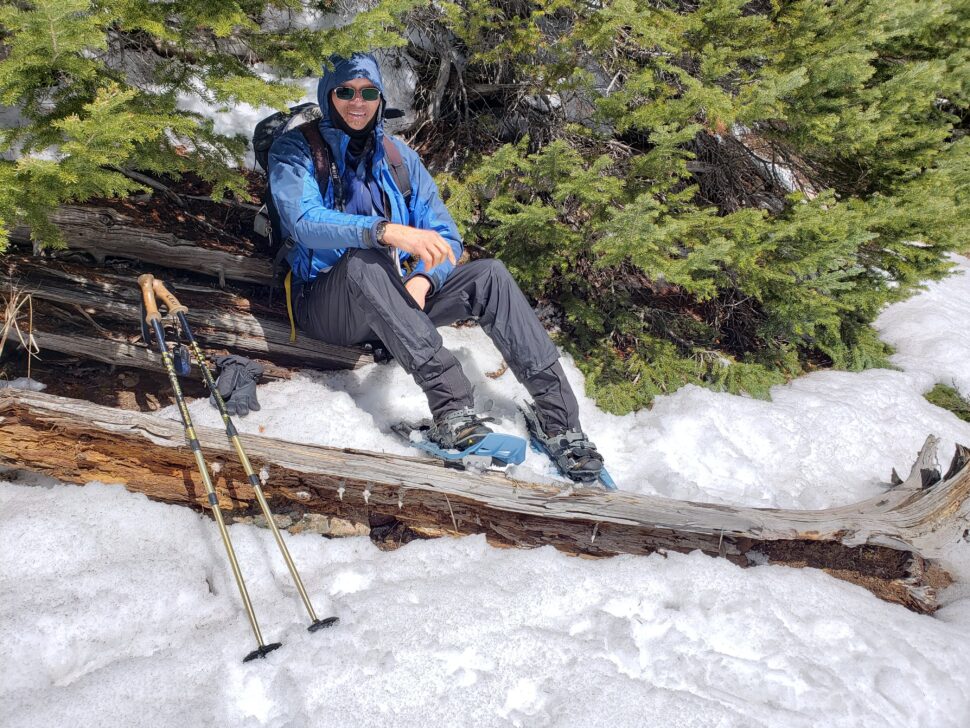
[521,360,580,434]
[295,249,474,417]
[424,258,581,433]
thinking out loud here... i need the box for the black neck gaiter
[328,98,379,162]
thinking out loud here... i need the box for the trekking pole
[152,277,338,634]
[137,274,282,662]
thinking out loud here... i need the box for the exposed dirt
[2,351,204,413]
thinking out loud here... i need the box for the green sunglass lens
[334,87,380,101]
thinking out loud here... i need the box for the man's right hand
[381,223,456,271]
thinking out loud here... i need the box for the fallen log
[22,329,297,381]
[10,205,272,286]
[2,253,370,374]
[3,388,968,614]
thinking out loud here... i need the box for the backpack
[252,102,412,283]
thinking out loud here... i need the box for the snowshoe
[392,407,527,470]
[519,402,617,490]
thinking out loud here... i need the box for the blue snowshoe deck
[392,421,527,470]
[519,404,618,490]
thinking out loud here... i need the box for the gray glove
[209,355,263,417]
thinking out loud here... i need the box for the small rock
[289,513,330,535]
[326,517,370,538]
[252,513,294,530]
[119,372,139,388]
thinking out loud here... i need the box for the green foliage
[925,384,970,422]
[2,0,967,414]
[437,0,969,411]
[0,0,420,247]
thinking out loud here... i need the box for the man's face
[331,77,381,131]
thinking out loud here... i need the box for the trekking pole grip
[152,278,189,316]
[137,274,162,324]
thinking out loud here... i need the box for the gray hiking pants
[294,248,580,432]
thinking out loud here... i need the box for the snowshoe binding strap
[521,402,615,489]
[428,407,496,451]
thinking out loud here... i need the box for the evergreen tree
[2,0,967,413]
[0,0,418,248]
[429,0,970,411]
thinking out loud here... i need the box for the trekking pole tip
[308,616,340,633]
[243,641,283,663]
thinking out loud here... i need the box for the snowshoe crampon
[519,402,617,491]
[392,421,527,470]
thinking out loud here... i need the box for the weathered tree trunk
[10,206,273,286]
[3,388,967,614]
[1,253,370,375]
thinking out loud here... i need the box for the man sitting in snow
[267,52,604,483]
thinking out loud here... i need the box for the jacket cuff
[430,262,455,292]
[363,219,382,249]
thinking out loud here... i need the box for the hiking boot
[426,407,495,451]
[522,402,604,483]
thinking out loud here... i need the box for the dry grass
[1,284,40,380]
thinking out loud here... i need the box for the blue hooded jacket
[267,53,463,294]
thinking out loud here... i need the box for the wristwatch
[374,220,389,246]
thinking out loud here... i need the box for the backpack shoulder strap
[382,136,412,206]
[299,124,329,184]
[299,124,344,210]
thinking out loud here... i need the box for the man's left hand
[405,276,432,310]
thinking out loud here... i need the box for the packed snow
[3,257,970,727]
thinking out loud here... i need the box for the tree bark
[3,388,967,614]
[2,253,371,374]
[10,205,273,286]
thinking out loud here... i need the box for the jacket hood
[317,53,386,134]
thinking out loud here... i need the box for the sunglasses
[333,86,381,102]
